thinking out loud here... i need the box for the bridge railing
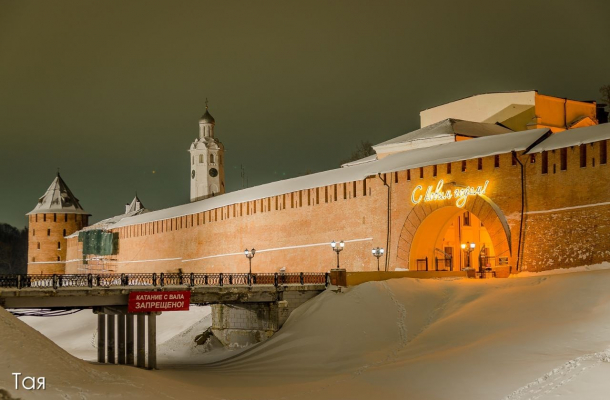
[0,272,330,290]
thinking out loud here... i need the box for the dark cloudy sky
[1,0,608,228]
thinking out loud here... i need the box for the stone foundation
[211,288,322,347]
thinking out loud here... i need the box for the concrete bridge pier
[94,308,158,369]
[107,314,115,363]
[148,312,157,370]
[210,287,324,347]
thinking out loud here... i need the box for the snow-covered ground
[2,267,610,399]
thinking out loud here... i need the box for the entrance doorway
[409,207,494,272]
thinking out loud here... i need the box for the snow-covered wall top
[526,123,610,154]
[109,128,553,229]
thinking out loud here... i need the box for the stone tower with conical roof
[26,173,90,274]
[189,101,225,202]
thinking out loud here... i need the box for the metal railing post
[178,271,183,285]
[190,272,194,287]
[121,273,126,286]
[152,273,157,287]
[88,274,93,288]
[53,274,58,290]
[160,273,165,287]
[228,275,233,285]
[274,272,278,287]
[219,273,223,287]
[300,272,304,285]
[204,274,208,285]
[17,275,21,290]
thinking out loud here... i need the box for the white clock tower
[189,101,225,202]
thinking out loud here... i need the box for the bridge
[0,272,329,370]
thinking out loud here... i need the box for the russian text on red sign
[128,291,191,312]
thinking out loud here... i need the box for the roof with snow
[372,119,513,155]
[67,195,149,237]
[125,195,146,214]
[107,127,554,229]
[374,119,512,149]
[341,154,377,168]
[526,123,610,153]
[419,90,537,112]
[28,174,89,216]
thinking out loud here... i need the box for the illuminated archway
[396,194,511,271]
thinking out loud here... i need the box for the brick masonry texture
[28,213,87,274]
[62,139,610,275]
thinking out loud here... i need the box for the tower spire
[205,98,209,110]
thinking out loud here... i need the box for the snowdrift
[3,269,610,399]
[159,270,610,399]
[0,307,205,399]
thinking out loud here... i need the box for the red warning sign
[128,291,190,313]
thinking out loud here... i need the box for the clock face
[209,168,218,177]
[191,170,195,179]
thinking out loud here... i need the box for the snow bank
[157,270,610,399]
[5,271,610,399]
[512,261,610,278]
[0,307,209,399]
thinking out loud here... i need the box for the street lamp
[244,248,256,276]
[461,242,476,269]
[372,247,384,271]
[330,240,345,269]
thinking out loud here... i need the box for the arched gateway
[396,193,512,272]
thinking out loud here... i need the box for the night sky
[1,0,608,228]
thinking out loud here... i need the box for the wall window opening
[463,211,471,226]
[542,151,548,174]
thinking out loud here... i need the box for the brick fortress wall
[64,139,610,275]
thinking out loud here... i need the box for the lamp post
[372,247,384,272]
[461,242,476,269]
[244,248,256,284]
[330,240,345,269]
